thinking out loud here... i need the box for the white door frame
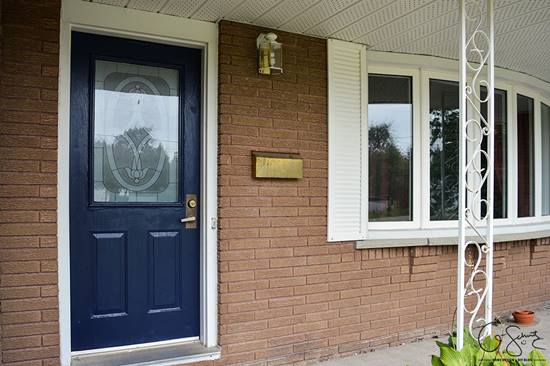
[57,1,218,364]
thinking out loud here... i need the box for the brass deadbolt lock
[187,198,197,209]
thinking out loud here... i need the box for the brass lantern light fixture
[256,32,283,75]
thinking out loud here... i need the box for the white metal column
[457,0,495,350]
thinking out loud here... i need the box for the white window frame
[58,1,219,364]
[359,51,550,247]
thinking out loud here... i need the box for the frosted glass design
[93,60,179,203]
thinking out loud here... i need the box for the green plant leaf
[464,330,478,350]
[460,343,478,365]
[528,349,549,366]
[476,347,498,365]
[448,334,457,348]
[501,350,523,366]
[430,330,547,366]
[441,345,467,366]
[482,335,501,353]
[431,355,444,366]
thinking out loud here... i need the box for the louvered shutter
[327,39,368,242]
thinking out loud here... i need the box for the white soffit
[88,0,550,84]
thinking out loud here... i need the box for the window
[429,79,459,221]
[542,102,550,216]
[481,87,508,219]
[517,94,534,217]
[368,74,413,222]
[328,41,550,243]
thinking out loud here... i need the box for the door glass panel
[93,60,179,203]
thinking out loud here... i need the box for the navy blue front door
[69,32,201,351]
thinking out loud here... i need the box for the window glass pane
[542,103,550,215]
[429,79,459,221]
[480,87,507,218]
[517,94,534,217]
[368,74,413,222]
[93,60,180,203]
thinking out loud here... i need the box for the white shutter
[327,39,368,242]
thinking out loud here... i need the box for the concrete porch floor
[318,304,550,366]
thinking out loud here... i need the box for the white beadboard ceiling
[88,0,550,84]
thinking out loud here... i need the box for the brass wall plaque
[252,152,303,179]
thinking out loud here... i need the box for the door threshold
[71,340,220,366]
[71,337,200,356]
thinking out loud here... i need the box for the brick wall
[0,0,61,365]
[211,20,550,366]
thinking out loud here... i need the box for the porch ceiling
[89,0,550,84]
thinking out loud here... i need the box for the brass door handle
[180,216,196,224]
[183,194,198,229]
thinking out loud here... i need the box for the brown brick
[1,335,42,350]
[0,287,41,300]
[1,273,57,286]
[2,297,58,312]
[256,287,294,300]
[2,321,58,338]
[2,345,59,362]
[2,311,42,324]
[0,261,40,273]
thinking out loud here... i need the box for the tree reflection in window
[368,74,412,222]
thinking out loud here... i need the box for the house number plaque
[252,152,303,179]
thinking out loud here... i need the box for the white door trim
[58,1,218,364]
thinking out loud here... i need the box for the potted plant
[512,310,535,325]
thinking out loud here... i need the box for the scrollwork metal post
[457,0,494,350]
